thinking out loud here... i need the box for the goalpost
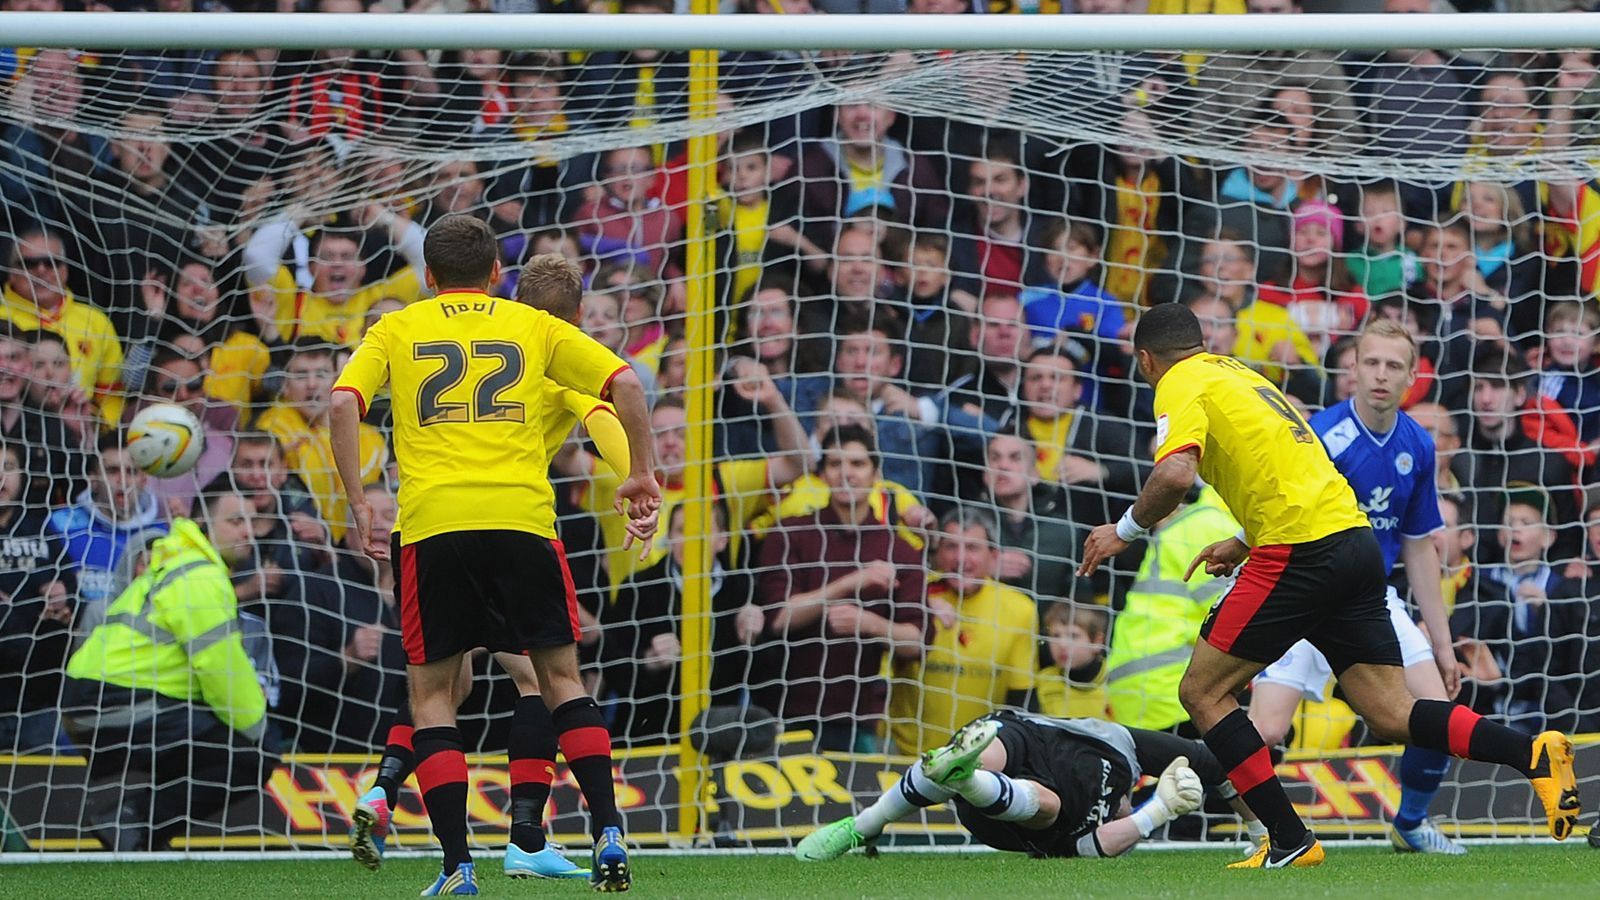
[1,10,1597,856]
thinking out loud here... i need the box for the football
[126,403,205,478]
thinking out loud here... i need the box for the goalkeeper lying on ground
[797,712,1261,860]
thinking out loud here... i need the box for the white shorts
[1254,586,1434,703]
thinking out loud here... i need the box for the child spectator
[1346,181,1418,298]
[1456,491,1589,733]
[1537,300,1600,445]
[895,232,972,394]
[717,128,814,306]
[1258,200,1369,353]
[1407,217,1509,407]
[1020,218,1126,346]
[1036,602,1110,720]
[1460,180,1534,300]
[1434,494,1483,618]
[573,146,684,282]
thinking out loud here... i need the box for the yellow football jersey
[1152,352,1367,547]
[334,290,628,544]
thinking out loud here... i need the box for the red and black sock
[1408,699,1534,774]
[509,695,558,853]
[551,697,620,838]
[413,725,471,871]
[1203,708,1310,850]
[374,707,415,808]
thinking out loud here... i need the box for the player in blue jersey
[1249,318,1466,855]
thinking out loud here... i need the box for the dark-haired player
[1078,302,1579,868]
[346,254,635,883]
[331,217,660,895]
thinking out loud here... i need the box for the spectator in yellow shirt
[253,340,386,542]
[890,509,1036,753]
[1,230,124,427]
[242,205,427,347]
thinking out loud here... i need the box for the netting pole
[676,9,720,845]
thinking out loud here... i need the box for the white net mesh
[2,16,1599,855]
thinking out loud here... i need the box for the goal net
[1,11,1598,855]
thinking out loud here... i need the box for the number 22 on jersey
[414,340,527,426]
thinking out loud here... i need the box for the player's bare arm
[607,366,663,554]
[1078,447,1199,577]
[330,388,387,561]
[1401,535,1462,699]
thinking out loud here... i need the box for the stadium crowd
[3,0,1600,814]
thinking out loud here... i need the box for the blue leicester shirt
[1310,399,1444,575]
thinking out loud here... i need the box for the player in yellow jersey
[1078,303,1579,869]
[330,216,658,895]
[347,255,635,882]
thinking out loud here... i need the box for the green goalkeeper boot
[921,718,1000,787]
[795,817,867,862]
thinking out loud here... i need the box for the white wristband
[1116,507,1149,543]
[1130,795,1171,838]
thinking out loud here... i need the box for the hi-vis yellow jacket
[1105,487,1240,731]
[66,519,266,739]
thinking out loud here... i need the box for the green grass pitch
[5,846,1598,898]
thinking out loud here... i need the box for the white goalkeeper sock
[855,763,957,838]
[953,771,1040,823]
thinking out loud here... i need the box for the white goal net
[0,9,1597,855]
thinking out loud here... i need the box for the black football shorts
[1198,526,1402,673]
[391,529,581,666]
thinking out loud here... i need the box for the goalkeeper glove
[1129,756,1204,838]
